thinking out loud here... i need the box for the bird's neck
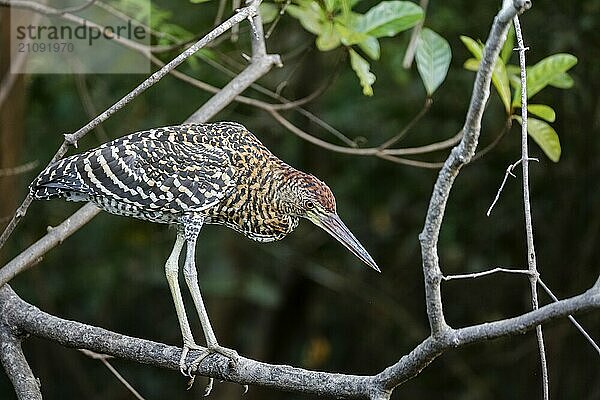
[270,163,307,216]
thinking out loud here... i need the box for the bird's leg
[182,221,239,371]
[165,230,209,376]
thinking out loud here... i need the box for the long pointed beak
[313,212,381,272]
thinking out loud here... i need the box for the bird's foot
[180,342,240,395]
[188,343,239,373]
[180,342,207,377]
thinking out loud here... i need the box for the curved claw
[180,342,206,377]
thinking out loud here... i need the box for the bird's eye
[304,200,315,209]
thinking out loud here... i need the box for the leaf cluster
[462,28,577,162]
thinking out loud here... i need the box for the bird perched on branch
[31,122,380,375]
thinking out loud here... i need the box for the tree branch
[187,7,282,123]
[513,14,549,399]
[0,313,41,399]
[1,280,597,398]
[0,203,100,287]
[418,0,531,337]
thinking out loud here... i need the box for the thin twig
[40,0,96,15]
[537,278,600,356]
[73,73,109,143]
[378,98,433,150]
[79,349,146,400]
[0,1,172,53]
[471,117,512,162]
[265,0,291,39]
[0,161,39,178]
[214,0,227,26]
[487,159,522,217]
[513,14,549,400]
[442,267,532,281]
[487,157,538,216]
[402,0,429,69]
[383,130,462,155]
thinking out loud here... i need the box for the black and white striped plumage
[32,122,325,242]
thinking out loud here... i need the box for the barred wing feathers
[32,125,238,214]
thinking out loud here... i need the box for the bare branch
[402,0,429,69]
[383,130,462,156]
[0,319,41,400]
[1,282,598,398]
[538,278,600,355]
[514,14,549,399]
[0,203,100,287]
[442,267,532,281]
[418,0,530,337]
[79,349,146,400]
[378,98,433,150]
[73,74,109,143]
[39,0,97,15]
[187,15,282,122]
[0,161,39,178]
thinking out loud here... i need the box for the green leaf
[461,36,511,113]
[415,28,451,95]
[460,35,483,59]
[358,1,423,38]
[500,25,514,63]
[492,60,511,113]
[526,54,578,99]
[527,104,556,122]
[324,0,337,12]
[549,72,574,89]
[349,48,376,96]
[358,36,380,60]
[316,23,342,51]
[512,53,578,105]
[189,0,211,3]
[259,3,279,24]
[286,4,323,35]
[514,116,561,162]
[335,21,371,45]
[463,58,479,71]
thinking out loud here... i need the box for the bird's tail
[30,156,87,200]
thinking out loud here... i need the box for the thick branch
[1,280,597,398]
[376,281,600,390]
[418,0,530,336]
[0,203,100,287]
[0,316,41,399]
[0,285,379,399]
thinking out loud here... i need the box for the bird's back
[32,122,297,240]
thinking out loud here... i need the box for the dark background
[1,0,599,399]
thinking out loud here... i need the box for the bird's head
[283,172,380,272]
